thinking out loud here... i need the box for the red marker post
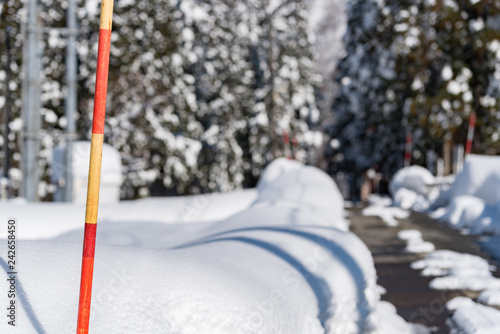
[465,112,476,156]
[283,131,291,159]
[76,1,114,333]
[404,132,413,167]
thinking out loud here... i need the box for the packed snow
[0,160,415,333]
[397,230,435,254]
[478,290,500,307]
[411,250,500,291]
[361,195,409,226]
[448,302,500,334]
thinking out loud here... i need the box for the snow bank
[411,250,500,291]
[446,296,476,311]
[478,290,500,307]
[390,156,500,238]
[389,165,435,197]
[437,195,487,229]
[445,154,500,206]
[256,158,347,230]
[0,189,258,240]
[388,166,438,212]
[0,159,408,333]
[427,155,500,236]
[448,302,500,334]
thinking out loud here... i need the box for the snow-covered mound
[389,165,435,196]
[388,166,437,212]
[445,154,500,206]
[429,155,500,237]
[448,301,500,334]
[0,160,412,333]
[389,156,500,238]
[256,158,347,230]
[478,290,500,307]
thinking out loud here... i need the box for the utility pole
[2,26,12,200]
[64,0,77,202]
[265,0,278,160]
[22,0,42,201]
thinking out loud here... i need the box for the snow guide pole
[76,1,114,333]
[283,131,291,159]
[404,132,413,167]
[465,112,476,156]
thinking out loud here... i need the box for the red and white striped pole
[76,1,113,333]
[404,132,413,167]
[283,131,291,159]
[465,112,476,156]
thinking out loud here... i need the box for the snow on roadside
[389,166,438,212]
[397,230,435,254]
[446,296,476,311]
[0,159,412,333]
[389,157,500,237]
[411,250,500,291]
[478,290,500,307]
[447,302,500,334]
[361,195,409,226]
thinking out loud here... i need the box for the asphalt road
[348,208,500,333]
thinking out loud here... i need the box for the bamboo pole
[76,1,114,333]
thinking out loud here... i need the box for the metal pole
[23,0,42,201]
[76,1,113,332]
[3,26,13,199]
[64,0,78,202]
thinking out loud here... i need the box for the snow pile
[255,158,348,231]
[431,155,500,237]
[361,195,409,226]
[444,155,500,206]
[0,189,258,240]
[447,301,500,334]
[397,230,435,254]
[446,296,476,311]
[446,293,500,334]
[411,250,500,291]
[0,160,412,333]
[478,290,500,307]
[389,156,500,242]
[389,166,437,212]
[390,166,435,197]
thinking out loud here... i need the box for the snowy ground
[0,159,417,333]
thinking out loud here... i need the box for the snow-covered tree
[327,0,500,199]
[1,0,322,198]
